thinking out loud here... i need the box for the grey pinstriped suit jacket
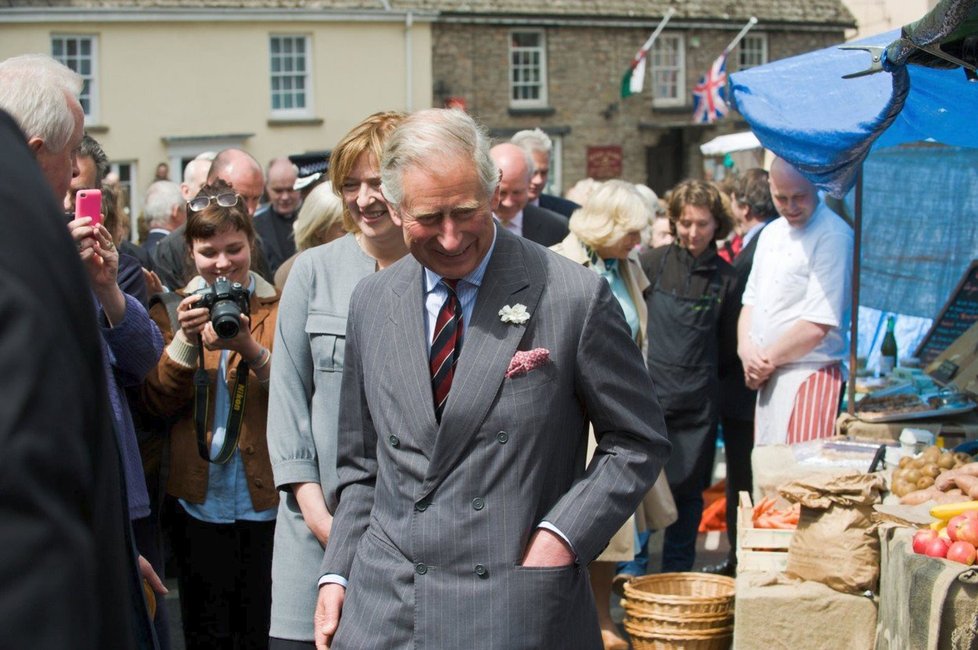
[321,228,670,649]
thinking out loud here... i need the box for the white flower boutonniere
[498,303,530,325]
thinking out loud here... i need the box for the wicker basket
[624,608,732,632]
[624,619,733,650]
[623,572,735,618]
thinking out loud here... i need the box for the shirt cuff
[538,521,578,560]
[318,574,348,588]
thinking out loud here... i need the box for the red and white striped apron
[755,363,843,446]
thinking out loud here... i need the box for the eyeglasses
[188,192,240,212]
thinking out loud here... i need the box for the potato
[899,456,913,469]
[922,464,941,478]
[954,452,973,464]
[939,453,957,469]
[903,468,922,484]
[917,476,935,489]
[923,446,942,463]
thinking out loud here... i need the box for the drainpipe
[405,11,414,110]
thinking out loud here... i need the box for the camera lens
[211,300,242,339]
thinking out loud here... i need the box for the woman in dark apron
[639,179,742,573]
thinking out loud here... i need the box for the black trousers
[721,416,755,563]
[171,506,275,650]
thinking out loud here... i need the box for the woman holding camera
[142,179,280,650]
[266,111,407,649]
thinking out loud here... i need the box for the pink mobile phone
[75,189,102,226]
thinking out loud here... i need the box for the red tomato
[913,529,939,554]
[946,541,977,565]
[925,536,950,558]
[957,519,978,547]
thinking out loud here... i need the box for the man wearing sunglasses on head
[153,148,273,291]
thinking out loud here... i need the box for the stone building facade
[429,3,855,195]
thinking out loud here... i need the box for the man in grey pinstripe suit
[315,108,670,650]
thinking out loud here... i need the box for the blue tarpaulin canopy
[730,29,978,198]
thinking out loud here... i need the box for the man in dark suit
[253,157,301,277]
[141,180,186,258]
[706,168,777,577]
[314,108,670,650]
[0,54,149,649]
[490,142,569,247]
[512,127,581,218]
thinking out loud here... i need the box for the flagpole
[722,16,758,57]
[638,7,676,54]
[621,7,677,98]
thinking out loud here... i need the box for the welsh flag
[620,10,674,99]
[621,44,651,98]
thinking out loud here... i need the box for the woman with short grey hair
[551,179,651,650]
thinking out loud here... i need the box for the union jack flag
[692,54,729,124]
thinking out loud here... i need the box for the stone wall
[433,22,845,194]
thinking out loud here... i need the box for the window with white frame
[651,33,685,108]
[269,35,311,116]
[108,161,136,240]
[51,35,98,122]
[509,30,547,108]
[738,33,768,70]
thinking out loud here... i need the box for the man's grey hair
[511,128,552,156]
[381,108,498,209]
[143,180,184,228]
[0,54,82,152]
[78,134,109,185]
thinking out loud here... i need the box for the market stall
[718,1,978,647]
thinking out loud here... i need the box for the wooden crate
[736,491,795,573]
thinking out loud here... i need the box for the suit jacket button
[496,431,509,444]
[474,564,488,578]
[389,435,400,448]
[415,499,429,512]
[415,563,428,575]
[472,497,485,511]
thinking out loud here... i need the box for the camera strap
[193,338,249,465]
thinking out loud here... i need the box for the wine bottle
[880,315,898,376]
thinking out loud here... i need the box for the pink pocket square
[505,348,551,378]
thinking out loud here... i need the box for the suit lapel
[385,258,441,449]
[419,230,543,497]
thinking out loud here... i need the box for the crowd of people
[0,52,853,650]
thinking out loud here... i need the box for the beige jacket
[550,232,650,356]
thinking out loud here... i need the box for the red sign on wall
[586,146,623,180]
[444,96,467,111]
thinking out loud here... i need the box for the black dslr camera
[193,276,250,339]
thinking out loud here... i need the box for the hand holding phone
[75,189,102,226]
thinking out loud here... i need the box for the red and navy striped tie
[430,279,462,422]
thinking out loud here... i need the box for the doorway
[646,128,685,195]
